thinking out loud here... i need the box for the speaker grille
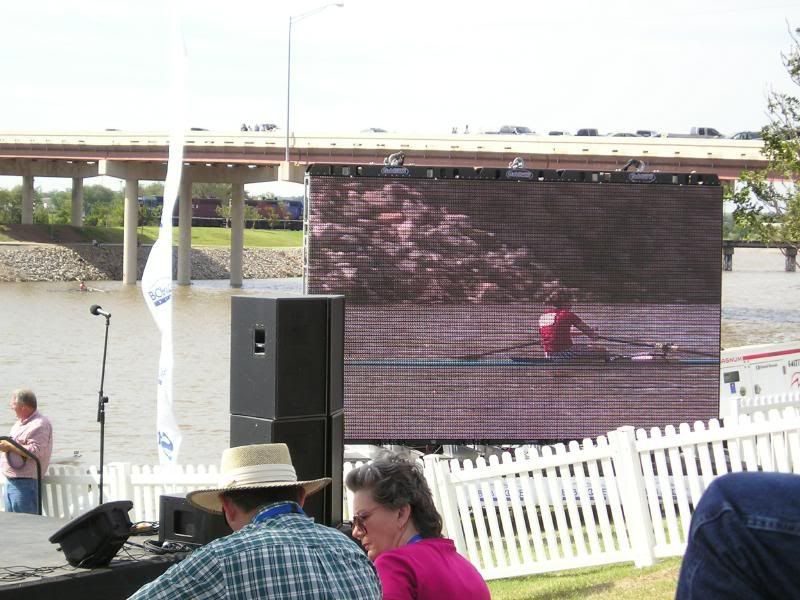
[229,295,345,526]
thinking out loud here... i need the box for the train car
[138,195,303,228]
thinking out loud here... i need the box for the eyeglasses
[352,507,378,534]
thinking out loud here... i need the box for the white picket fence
[2,391,800,582]
[1,461,364,523]
[427,407,800,580]
[729,391,800,419]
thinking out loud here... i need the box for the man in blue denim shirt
[129,443,381,600]
[676,471,800,599]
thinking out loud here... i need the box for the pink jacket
[1,410,53,479]
[375,537,490,600]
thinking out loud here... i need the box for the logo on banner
[158,431,175,459]
[506,169,533,179]
[147,277,173,308]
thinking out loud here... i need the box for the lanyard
[252,502,305,525]
[407,534,423,545]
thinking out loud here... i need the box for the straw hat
[187,443,331,514]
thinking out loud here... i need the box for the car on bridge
[486,126,536,135]
[667,127,724,138]
[730,130,762,140]
[576,128,599,136]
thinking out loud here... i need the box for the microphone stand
[95,312,111,505]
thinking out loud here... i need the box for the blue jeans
[676,472,800,599]
[3,477,39,514]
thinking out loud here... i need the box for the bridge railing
[722,240,798,271]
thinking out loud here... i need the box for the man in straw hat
[129,443,381,599]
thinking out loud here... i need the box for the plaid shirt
[129,502,381,600]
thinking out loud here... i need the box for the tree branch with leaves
[729,25,800,251]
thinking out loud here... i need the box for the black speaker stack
[229,295,345,526]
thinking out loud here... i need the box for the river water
[0,248,798,467]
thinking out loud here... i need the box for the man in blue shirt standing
[129,443,381,599]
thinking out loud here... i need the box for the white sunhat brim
[187,477,331,514]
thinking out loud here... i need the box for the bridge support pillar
[230,183,244,288]
[722,244,734,271]
[177,178,192,286]
[786,246,797,272]
[71,178,84,226]
[21,175,34,224]
[279,161,305,184]
[122,179,139,284]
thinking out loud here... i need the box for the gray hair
[345,451,442,539]
[12,389,37,410]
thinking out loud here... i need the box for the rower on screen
[538,284,608,360]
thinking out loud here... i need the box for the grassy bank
[486,558,681,599]
[0,224,302,248]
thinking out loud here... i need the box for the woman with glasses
[345,452,490,600]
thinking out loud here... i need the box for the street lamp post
[285,2,343,164]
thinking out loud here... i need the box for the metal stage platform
[0,511,181,599]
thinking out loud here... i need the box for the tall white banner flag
[142,2,185,465]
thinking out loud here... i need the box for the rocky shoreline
[0,244,303,282]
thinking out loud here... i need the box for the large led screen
[305,166,722,443]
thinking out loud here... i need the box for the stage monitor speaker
[230,295,344,419]
[229,412,343,526]
[159,493,231,547]
[48,500,133,568]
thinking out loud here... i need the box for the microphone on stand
[90,304,111,319]
[89,304,112,503]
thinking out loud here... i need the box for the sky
[2,0,799,191]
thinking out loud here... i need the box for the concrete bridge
[0,130,767,286]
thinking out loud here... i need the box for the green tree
[138,203,162,226]
[729,26,800,248]
[276,201,292,229]
[215,201,232,228]
[83,185,124,227]
[262,206,279,229]
[216,202,263,229]
[244,204,262,229]
[85,197,124,227]
[83,184,118,214]
[140,182,164,197]
[33,203,51,224]
[48,190,74,225]
[193,182,231,199]
[0,187,22,223]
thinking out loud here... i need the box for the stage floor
[0,511,180,599]
[0,511,73,579]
